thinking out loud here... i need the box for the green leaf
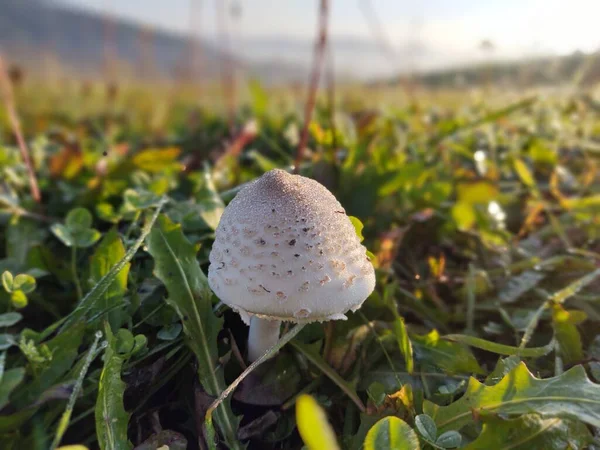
[10,290,28,309]
[443,334,553,357]
[95,325,132,450]
[498,271,545,304]
[0,368,25,409]
[13,322,85,407]
[89,230,130,330]
[73,229,102,248]
[367,382,387,406]
[364,416,420,450]
[552,305,584,366]
[412,330,484,375]
[296,394,340,450]
[451,201,475,231]
[51,224,75,247]
[456,182,498,205]
[464,414,591,450]
[0,334,15,351]
[1,271,13,293]
[12,274,35,294]
[290,340,365,411]
[96,202,121,223]
[0,312,22,328]
[348,216,365,242]
[145,215,242,449]
[248,79,268,116]
[392,315,414,374]
[60,196,167,331]
[66,208,93,231]
[436,431,461,449]
[123,189,162,211]
[514,159,536,189]
[414,414,437,442]
[424,362,600,433]
[194,166,225,231]
[132,147,181,173]
[114,329,135,355]
[157,323,182,341]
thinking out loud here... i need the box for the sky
[54,0,600,78]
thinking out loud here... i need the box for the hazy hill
[0,0,308,83]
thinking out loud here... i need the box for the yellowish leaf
[451,201,475,231]
[296,394,340,450]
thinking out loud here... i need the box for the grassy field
[1,78,600,449]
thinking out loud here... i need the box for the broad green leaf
[89,229,130,330]
[414,414,436,442]
[451,201,475,231]
[6,217,46,265]
[436,431,461,449]
[1,271,13,293]
[412,330,484,375]
[0,312,22,327]
[464,414,591,450]
[552,305,584,365]
[364,416,420,450]
[193,166,225,231]
[0,334,15,351]
[486,355,521,385]
[367,382,387,406]
[145,215,242,449]
[157,323,182,341]
[12,274,35,294]
[51,223,75,247]
[290,340,365,411]
[95,326,132,450]
[498,271,545,304]
[66,208,93,231]
[443,334,553,357]
[0,368,25,409]
[296,394,340,450]
[424,362,600,433]
[123,189,162,211]
[73,229,102,248]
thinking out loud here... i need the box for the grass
[1,77,600,449]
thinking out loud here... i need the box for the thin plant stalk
[204,324,306,440]
[0,55,41,203]
[50,331,105,450]
[72,246,83,301]
[294,0,329,173]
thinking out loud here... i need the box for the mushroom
[208,169,376,361]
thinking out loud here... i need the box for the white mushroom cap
[208,169,376,324]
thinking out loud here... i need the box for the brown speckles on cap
[208,169,376,323]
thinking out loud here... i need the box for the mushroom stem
[247,317,282,362]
